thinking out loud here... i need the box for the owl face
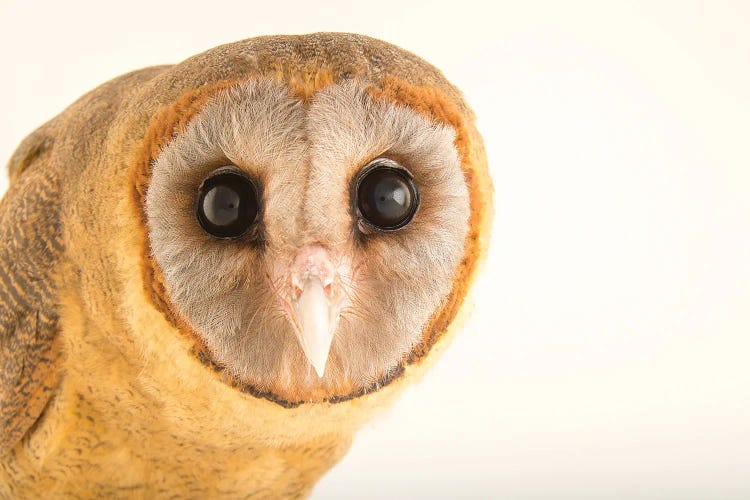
[144,77,470,403]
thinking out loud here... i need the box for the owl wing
[0,66,173,456]
[0,127,65,455]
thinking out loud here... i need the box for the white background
[1,1,749,498]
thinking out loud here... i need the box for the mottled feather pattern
[0,147,64,456]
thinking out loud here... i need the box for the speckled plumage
[0,33,493,497]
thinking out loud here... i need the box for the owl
[0,33,492,497]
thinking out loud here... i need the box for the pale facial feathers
[145,77,470,402]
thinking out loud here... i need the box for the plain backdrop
[1,1,749,498]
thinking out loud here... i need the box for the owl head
[128,33,492,406]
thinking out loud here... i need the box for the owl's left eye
[353,158,420,232]
[195,166,259,239]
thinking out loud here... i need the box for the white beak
[293,276,339,377]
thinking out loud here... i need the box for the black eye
[195,166,259,239]
[354,158,420,231]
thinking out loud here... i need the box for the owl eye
[354,158,420,231]
[195,166,259,239]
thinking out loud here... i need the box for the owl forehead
[151,77,461,246]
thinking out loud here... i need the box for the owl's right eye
[195,166,260,239]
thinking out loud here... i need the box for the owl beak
[288,244,344,377]
[292,276,340,377]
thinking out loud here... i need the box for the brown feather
[0,162,64,455]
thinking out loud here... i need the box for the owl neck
[0,274,354,496]
[4,372,352,496]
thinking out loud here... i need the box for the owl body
[0,34,492,497]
